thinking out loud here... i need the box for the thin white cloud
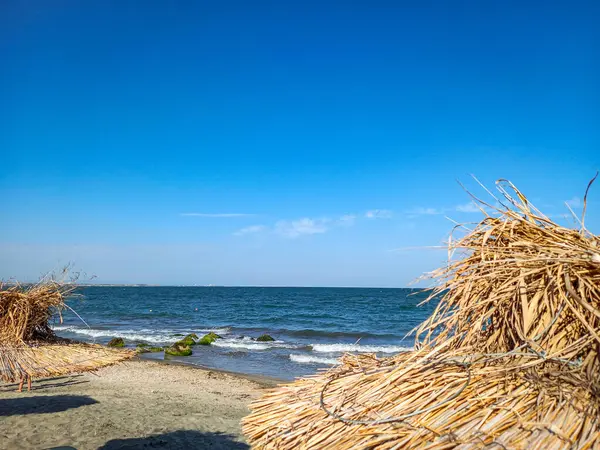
[234,209,396,240]
[236,214,357,239]
[338,214,357,226]
[365,209,393,219]
[233,225,266,236]
[181,213,254,218]
[455,202,480,213]
[275,218,330,238]
[405,207,442,216]
[565,197,582,208]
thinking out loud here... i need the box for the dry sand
[0,358,278,449]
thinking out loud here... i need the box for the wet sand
[0,359,277,449]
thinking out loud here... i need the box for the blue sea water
[53,287,437,380]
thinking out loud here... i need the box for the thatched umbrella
[0,279,134,390]
[242,178,600,449]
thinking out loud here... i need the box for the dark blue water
[53,287,436,380]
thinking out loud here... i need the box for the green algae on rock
[148,347,163,353]
[197,332,221,345]
[136,344,164,354]
[108,337,125,347]
[177,334,199,346]
[165,343,192,356]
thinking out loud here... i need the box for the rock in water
[197,332,221,345]
[165,343,192,356]
[256,334,275,342]
[108,337,125,347]
[177,334,199,346]
[136,344,164,354]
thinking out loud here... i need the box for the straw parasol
[0,277,134,385]
[242,177,600,449]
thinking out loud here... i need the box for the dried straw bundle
[416,179,600,378]
[242,179,600,449]
[0,280,72,344]
[0,279,134,383]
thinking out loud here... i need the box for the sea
[53,286,437,380]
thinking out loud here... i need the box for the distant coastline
[72,284,418,289]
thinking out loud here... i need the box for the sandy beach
[0,358,277,450]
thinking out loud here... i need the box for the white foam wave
[311,343,412,353]
[212,338,301,351]
[52,326,230,344]
[212,341,272,350]
[197,328,232,335]
[290,354,339,365]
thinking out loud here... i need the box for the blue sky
[1,1,598,286]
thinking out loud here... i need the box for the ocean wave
[52,326,230,344]
[311,343,412,353]
[212,341,272,351]
[197,328,232,335]
[283,329,400,340]
[52,326,180,344]
[290,354,339,365]
[212,338,302,351]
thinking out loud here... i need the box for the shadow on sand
[0,394,97,416]
[0,375,89,393]
[98,430,250,450]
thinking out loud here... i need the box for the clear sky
[1,1,598,286]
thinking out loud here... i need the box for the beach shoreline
[0,358,277,449]
[137,353,285,387]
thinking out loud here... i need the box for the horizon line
[6,281,427,289]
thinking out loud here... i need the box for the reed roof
[0,277,133,382]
